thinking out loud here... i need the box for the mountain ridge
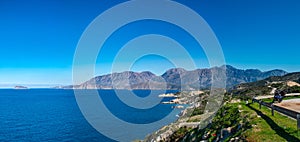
[65,65,288,90]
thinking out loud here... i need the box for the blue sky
[0,0,299,86]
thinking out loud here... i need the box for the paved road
[254,93,300,100]
[275,98,300,112]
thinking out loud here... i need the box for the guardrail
[252,98,300,129]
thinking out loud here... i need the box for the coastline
[143,91,208,142]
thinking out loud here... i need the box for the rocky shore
[143,91,211,142]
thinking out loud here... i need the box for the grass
[168,127,193,141]
[176,101,300,142]
[241,102,300,142]
[155,98,300,142]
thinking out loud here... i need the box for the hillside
[154,101,300,142]
[229,72,300,98]
[144,72,300,142]
[67,65,287,90]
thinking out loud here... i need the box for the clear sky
[0,0,299,86]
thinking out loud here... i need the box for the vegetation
[270,83,285,88]
[165,102,250,141]
[147,72,300,142]
[190,107,205,116]
[168,127,193,142]
[228,72,300,97]
[161,100,300,142]
[191,99,207,116]
[287,86,300,93]
[242,103,300,142]
[230,85,272,98]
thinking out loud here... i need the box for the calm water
[0,89,179,142]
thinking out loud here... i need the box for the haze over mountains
[64,65,287,90]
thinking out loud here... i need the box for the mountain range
[64,65,288,90]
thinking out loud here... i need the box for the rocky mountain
[75,71,167,90]
[68,65,288,90]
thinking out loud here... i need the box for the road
[254,93,300,100]
[275,98,300,113]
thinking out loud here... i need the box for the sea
[0,89,180,142]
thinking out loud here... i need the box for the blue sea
[0,89,179,142]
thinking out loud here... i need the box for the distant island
[14,86,28,89]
